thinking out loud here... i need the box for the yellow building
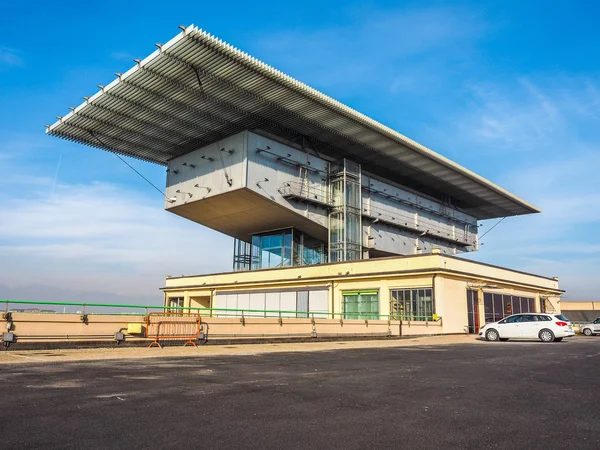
[162,251,562,337]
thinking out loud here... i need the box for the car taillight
[555,321,568,326]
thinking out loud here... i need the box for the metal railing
[1,299,439,322]
[278,181,331,207]
[364,203,476,246]
[146,312,204,348]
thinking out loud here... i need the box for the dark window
[505,315,521,323]
[484,292,494,323]
[520,297,529,313]
[554,314,570,322]
[537,315,552,321]
[519,314,536,322]
[512,297,522,314]
[466,290,479,334]
[493,294,503,322]
[503,295,513,316]
[484,293,535,321]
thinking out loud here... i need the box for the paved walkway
[0,334,482,364]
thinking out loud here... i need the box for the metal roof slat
[47,26,540,219]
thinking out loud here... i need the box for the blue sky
[1,0,599,304]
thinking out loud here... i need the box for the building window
[296,290,309,318]
[390,288,434,321]
[167,297,184,311]
[483,293,535,323]
[235,228,326,271]
[343,290,379,320]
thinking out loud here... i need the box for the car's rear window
[554,314,570,321]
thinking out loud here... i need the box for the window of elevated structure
[249,228,326,270]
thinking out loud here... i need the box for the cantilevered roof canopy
[47,25,540,220]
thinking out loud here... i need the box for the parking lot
[1,336,599,449]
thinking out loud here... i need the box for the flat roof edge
[164,253,560,283]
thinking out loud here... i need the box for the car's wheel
[486,329,500,341]
[583,328,593,336]
[539,329,555,342]
[499,338,509,342]
[553,337,563,342]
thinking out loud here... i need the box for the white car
[479,313,574,342]
[580,317,600,336]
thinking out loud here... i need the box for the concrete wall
[164,130,478,257]
[561,301,600,311]
[8,313,147,343]
[5,313,443,345]
[165,131,248,208]
[362,174,478,256]
[246,132,330,229]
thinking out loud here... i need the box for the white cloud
[250,6,486,93]
[459,79,562,151]
[458,76,600,154]
[459,78,600,300]
[110,51,135,61]
[0,180,232,298]
[0,47,23,67]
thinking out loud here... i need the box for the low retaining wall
[4,312,445,348]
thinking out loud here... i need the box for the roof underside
[47,25,540,220]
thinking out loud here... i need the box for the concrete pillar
[379,280,390,317]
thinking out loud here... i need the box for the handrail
[0,299,438,321]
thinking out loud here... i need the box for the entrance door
[467,290,480,334]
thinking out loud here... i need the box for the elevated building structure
[47,25,561,336]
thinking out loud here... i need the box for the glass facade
[234,228,327,271]
[233,239,252,271]
[329,159,362,262]
[483,293,536,323]
[343,290,379,320]
[389,288,434,321]
[466,290,479,333]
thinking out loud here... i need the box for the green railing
[0,299,438,322]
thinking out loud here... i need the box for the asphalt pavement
[1,337,599,449]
